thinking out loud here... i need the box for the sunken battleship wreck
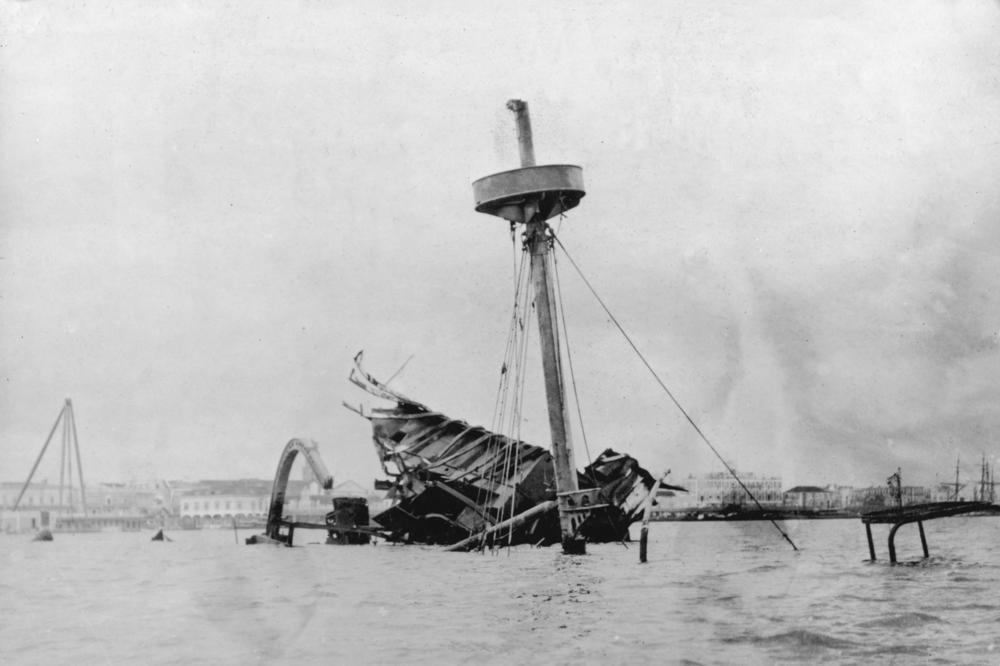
[338,99,683,552]
[251,100,682,553]
[345,355,675,550]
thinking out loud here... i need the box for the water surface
[2,518,999,664]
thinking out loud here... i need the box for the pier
[860,501,999,563]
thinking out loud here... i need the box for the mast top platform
[472,165,585,223]
[472,99,585,224]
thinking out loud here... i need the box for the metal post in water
[639,473,666,563]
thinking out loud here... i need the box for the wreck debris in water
[247,437,379,546]
[344,354,681,550]
[861,467,1000,563]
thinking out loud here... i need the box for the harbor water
[2,518,999,664]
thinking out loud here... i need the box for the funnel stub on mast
[472,164,585,223]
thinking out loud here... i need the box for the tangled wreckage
[251,100,685,554]
[344,357,683,550]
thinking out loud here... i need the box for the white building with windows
[652,471,783,515]
[178,480,272,527]
[782,485,838,510]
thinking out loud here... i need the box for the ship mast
[943,456,964,501]
[473,100,598,554]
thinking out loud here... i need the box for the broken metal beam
[444,500,558,552]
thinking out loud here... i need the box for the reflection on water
[2,518,999,664]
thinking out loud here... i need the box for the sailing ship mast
[975,454,996,504]
[472,100,599,554]
[943,456,965,501]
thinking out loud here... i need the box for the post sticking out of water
[639,473,667,563]
[472,100,591,555]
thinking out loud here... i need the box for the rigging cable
[506,269,534,549]
[485,244,535,552]
[482,245,528,549]
[549,228,799,552]
[500,253,531,555]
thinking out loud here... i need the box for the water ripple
[3,518,1000,664]
[856,612,945,629]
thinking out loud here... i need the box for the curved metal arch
[265,438,334,541]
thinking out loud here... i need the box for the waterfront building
[0,481,53,532]
[175,477,388,527]
[692,471,783,507]
[177,479,273,527]
[0,481,76,513]
[2,477,389,530]
[0,509,45,533]
[846,484,932,510]
[653,471,783,515]
[0,480,154,531]
[782,485,838,510]
[88,481,168,519]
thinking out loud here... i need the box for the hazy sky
[2,0,998,490]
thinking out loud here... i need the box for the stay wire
[549,229,798,552]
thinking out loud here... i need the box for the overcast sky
[2,0,998,491]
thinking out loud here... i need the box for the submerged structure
[346,355,671,550]
[343,100,681,553]
[252,100,683,552]
[861,467,1000,563]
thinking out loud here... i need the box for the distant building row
[653,471,962,517]
[0,476,388,533]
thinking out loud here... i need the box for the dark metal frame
[861,501,998,563]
